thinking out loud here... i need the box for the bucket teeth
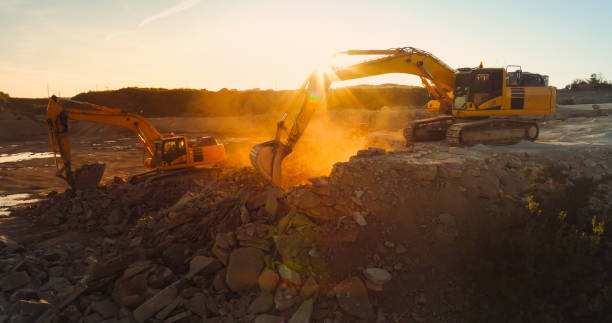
[73,162,106,191]
[249,140,291,186]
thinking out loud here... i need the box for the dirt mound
[0,111,47,141]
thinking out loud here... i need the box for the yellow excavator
[46,95,226,190]
[250,47,556,185]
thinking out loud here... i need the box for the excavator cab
[151,137,189,167]
[453,68,504,110]
[162,137,187,164]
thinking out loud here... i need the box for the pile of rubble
[2,143,612,323]
[1,165,398,323]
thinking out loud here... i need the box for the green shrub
[461,164,612,322]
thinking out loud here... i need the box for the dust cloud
[220,107,415,187]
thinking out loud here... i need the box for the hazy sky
[1,0,611,97]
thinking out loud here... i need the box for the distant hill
[5,85,428,117]
[7,85,612,117]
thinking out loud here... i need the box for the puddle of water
[0,193,40,216]
[0,152,54,163]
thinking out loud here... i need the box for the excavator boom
[250,47,457,186]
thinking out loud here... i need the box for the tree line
[565,73,612,91]
[69,85,428,117]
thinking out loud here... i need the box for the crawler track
[403,116,455,144]
[446,119,539,146]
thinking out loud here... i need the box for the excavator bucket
[249,140,292,186]
[72,162,106,191]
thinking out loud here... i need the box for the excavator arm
[47,96,164,190]
[250,47,457,186]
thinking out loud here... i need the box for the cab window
[162,138,186,162]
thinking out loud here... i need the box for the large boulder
[226,248,264,293]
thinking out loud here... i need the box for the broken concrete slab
[132,282,179,323]
[185,256,221,279]
[288,298,314,323]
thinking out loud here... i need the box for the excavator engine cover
[73,162,106,191]
[250,140,291,186]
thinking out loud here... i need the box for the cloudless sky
[1,0,611,97]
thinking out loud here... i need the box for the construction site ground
[1,103,612,322]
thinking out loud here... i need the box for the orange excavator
[250,47,556,186]
[46,96,226,190]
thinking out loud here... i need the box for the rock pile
[2,143,612,322]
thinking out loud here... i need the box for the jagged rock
[155,296,182,320]
[334,277,374,319]
[212,233,236,265]
[274,283,297,311]
[1,271,30,291]
[162,244,191,269]
[148,264,176,289]
[505,155,522,168]
[258,269,279,293]
[249,292,273,314]
[185,256,221,279]
[91,251,141,281]
[288,299,314,323]
[212,270,228,292]
[292,190,322,209]
[357,147,386,157]
[122,261,151,280]
[278,264,301,285]
[265,187,283,216]
[226,248,264,292]
[119,295,143,309]
[353,212,367,226]
[187,293,207,317]
[181,287,200,299]
[363,268,392,291]
[113,273,148,308]
[132,282,179,323]
[299,276,319,299]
